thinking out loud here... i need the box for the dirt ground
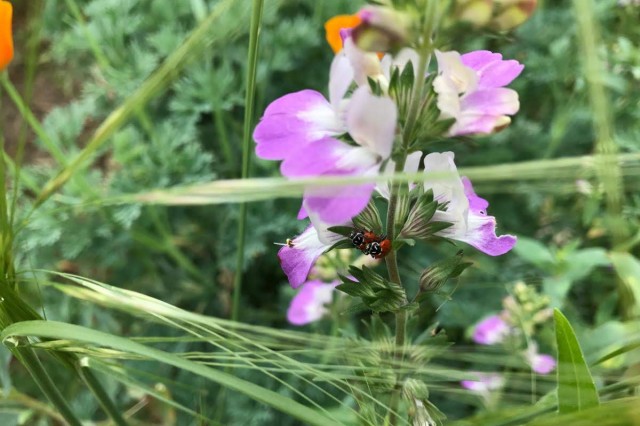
[1,1,79,161]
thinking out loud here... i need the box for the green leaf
[327,226,353,238]
[514,237,555,267]
[0,321,341,426]
[418,251,472,296]
[609,252,640,315]
[352,200,383,235]
[554,309,600,414]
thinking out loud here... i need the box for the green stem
[11,344,82,426]
[231,0,264,322]
[77,361,129,426]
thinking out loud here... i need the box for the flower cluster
[254,4,526,313]
[471,282,556,374]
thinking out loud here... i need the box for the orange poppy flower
[0,0,13,70]
[324,14,361,54]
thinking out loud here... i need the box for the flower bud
[0,0,13,71]
[351,6,412,53]
[492,0,538,31]
[456,0,494,27]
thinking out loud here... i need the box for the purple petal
[460,50,503,71]
[449,114,510,136]
[346,87,397,159]
[473,315,511,345]
[304,181,376,225]
[254,90,342,160]
[297,204,308,220]
[278,225,331,288]
[287,280,338,326]
[461,88,520,116]
[461,373,505,393]
[531,353,556,374]
[280,138,350,178]
[476,59,524,89]
[459,177,517,256]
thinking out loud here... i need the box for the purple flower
[254,53,352,161]
[525,343,556,374]
[287,279,338,326]
[461,373,505,394]
[473,314,512,345]
[422,152,517,256]
[434,50,524,136]
[278,220,345,288]
[254,53,398,225]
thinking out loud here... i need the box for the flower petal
[531,353,556,375]
[423,152,468,223]
[329,53,354,110]
[475,59,524,89]
[325,14,362,54]
[460,177,517,256]
[473,315,511,345]
[280,137,350,178]
[346,86,397,159]
[461,88,520,116]
[254,90,342,160]
[287,280,338,326]
[0,0,13,71]
[278,225,331,288]
[304,181,376,225]
[460,50,503,71]
[377,151,421,199]
[461,373,505,393]
[449,114,510,136]
[343,37,383,85]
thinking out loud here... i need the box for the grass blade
[1,320,341,426]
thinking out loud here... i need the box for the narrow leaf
[554,309,599,413]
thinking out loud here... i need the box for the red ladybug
[366,238,392,259]
[350,228,392,259]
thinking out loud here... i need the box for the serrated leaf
[418,251,471,295]
[554,309,600,414]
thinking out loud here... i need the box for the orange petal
[324,14,361,54]
[0,1,13,70]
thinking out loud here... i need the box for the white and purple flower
[473,314,512,345]
[421,152,517,256]
[277,216,346,288]
[287,279,339,326]
[254,52,398,225]
[525,343,556,374]
[434,50,524,136]
[461,372,505,394]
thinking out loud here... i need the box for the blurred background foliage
[1,0,640,424]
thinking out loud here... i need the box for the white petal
[423,152,469,228]
[329,53,355,111]
[347,86,397,159]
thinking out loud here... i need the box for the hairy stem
[386,4,439,423]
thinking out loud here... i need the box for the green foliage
[338,266,406,313]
